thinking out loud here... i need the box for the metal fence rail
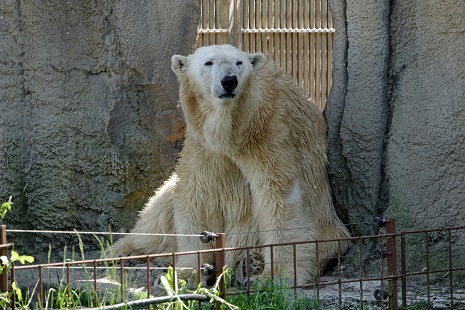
[197,0,334,109]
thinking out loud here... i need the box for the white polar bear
[112,44,350,286]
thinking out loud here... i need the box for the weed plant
[42,233,143,308]
[0,198,35,309]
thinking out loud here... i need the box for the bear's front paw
[235,251,265,286]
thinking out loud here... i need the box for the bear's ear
[171,55,188,74]
[249,53,266,70]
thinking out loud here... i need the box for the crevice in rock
[377,0,397,216]
[325,0,353,233]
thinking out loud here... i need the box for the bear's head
[171,44,266,101]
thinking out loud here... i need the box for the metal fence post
[385,219,398,310]
[215,233,226,310]
[0,225,9,310]
[400,233,407,309]
[0,225,8,292]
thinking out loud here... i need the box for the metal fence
[3,220,465,309]
[197,0,334,109]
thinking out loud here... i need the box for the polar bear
[112,44,350,285]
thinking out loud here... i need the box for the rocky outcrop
[2,0,464,271]
[326,0,465,269]
[0,0,199,256]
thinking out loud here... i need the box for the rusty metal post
[215,233,225,310]
[38,265,44,309]
[93,260,98,308]
[400,234,407,309]
[146,256,151,310]
[0,225,8,295]
[385,219,398,310]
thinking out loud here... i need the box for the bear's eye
[236,61,243,66]
[205,61,213,66]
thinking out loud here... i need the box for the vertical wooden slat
[234,0,240,47]
[257,0,260,52]
[273,0,278,64]
[244,0,248,50]
[199,0,204,46]
[326,0,333,108]
[274,0,278,66]
[298,1,304,90]
[243,0,248,51]
[292,0,297,83]
[198,0,201,46]
[229,0,235,45]
[222,0,225,45]
[265,0,271,56]
[304,0,309,97]
[249,0,257,52]
[210,0,218,44]
[256,0,259,52]
[315,0,322,107]
[208,0,211,45]
[248,0,253,52]
[310,0,316,102]
[212,0,216,44]
[211,0,215,45]
[321,0,328,109]
[206,0,210,45]
[272,0,281,66]
[286,0,291,75]
[280,0,285,71]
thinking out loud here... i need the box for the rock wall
[0,1,199,256]
[2,0,464,271]
[326,0,465,270]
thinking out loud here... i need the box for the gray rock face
[1,0,464,274]
[326,0,465,271]
[0,0,198,255]
[325,0,390,237]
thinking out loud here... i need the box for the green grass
[406,302,429,310]
[39,233,144,309]
[22,258,317,309]
[4,223,315,309]
[226,278,316,310]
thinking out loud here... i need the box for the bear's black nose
[221,75,238,93]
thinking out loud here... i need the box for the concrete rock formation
[0,0,199,255]
[1,0,464,273]
[326,0,465,270]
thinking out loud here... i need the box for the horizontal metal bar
[198,27,336,34]
[0,243,14,249]
[242,27,335,33]
[7,229,202,238]
[404,266,465,277]
[197,28,229,33]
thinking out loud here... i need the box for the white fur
[188,45,257,99]
[113,45,351,287]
